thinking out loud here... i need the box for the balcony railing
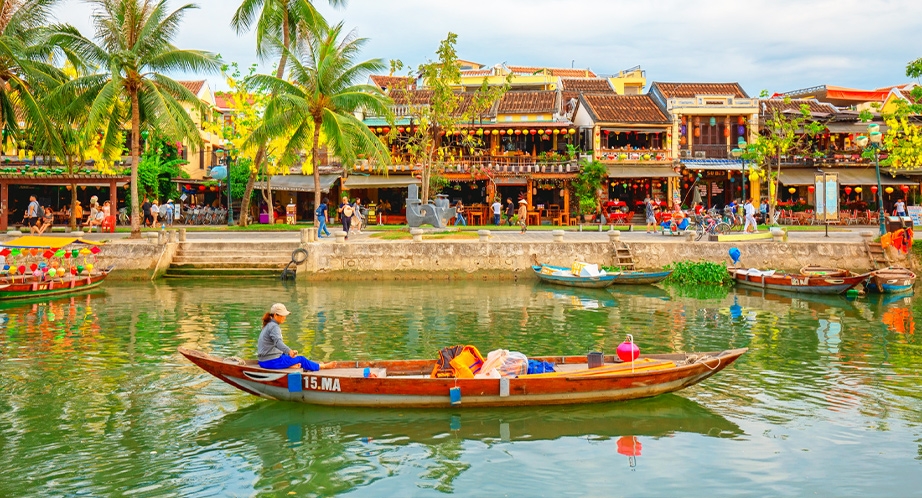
[598,149,670,162]
[352,156,580,175]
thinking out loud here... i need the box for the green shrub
[664,260,733,286]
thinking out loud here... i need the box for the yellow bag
[449,346,484,379]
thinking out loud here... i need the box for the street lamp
[730,138,748,202]
[855,124,886,236]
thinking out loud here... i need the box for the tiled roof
[760,98,839,117]
[652,82,748,99]
[369,75,415,91]
[461,69,492,77]
[497,90,558,114]
[561,91,581,116]
[389,90,486,117]
[178,80,206,95]
[214,92,256,111]
[581,94,669,124]
[560,78,614,93]
[507,66,597,78]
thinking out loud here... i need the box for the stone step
[171,255,292,264]
[163,267,285,277]
[169,262,289,269]
[176,250,296,258]
[178,242,301,252]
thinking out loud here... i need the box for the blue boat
[864,267,916,294]
[609,269,672,285]
[532,264,617,288]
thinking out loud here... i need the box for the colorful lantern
[901,185,910,192]
[855,187,862,193]
[709,117,717,127]
[538,129,545,135]
[529,129,537,135]
[844,187,852,195]
[871,186,878,194]
[553,129,560,135]
[723,127,731,138]
[29,248,38,257]
[885,187,894,194]
[514,130,521,135]
[29,263,37,272]
[808,185,815,193]
[693,128,700,138]
[382,127,390,133]
[91,246,101,255]
[737,116,745,125]
[508,129,515,135]
[545,129,552,135]
[71,249,79,258]
[397,127,405,133]
[491,130,499,135]
[42,250,53,259]
[617,335,640,362]
[788,187,796,194]
[738,125,745,135]
[0,248,8,257]
[568,129,576,135]
[198,185,206,191]
[375,127,382,133]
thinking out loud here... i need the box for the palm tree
[231,0,344,225]
[246,22,391,220]
[47,0,219,237]
[0,0,66,155]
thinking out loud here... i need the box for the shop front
[341,174,420,225]
[253,174,341,223]
[1,173,129,230]
[605,165,679,215]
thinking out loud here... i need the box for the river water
[1,279,921,497]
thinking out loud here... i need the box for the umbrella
[692,185,703,205]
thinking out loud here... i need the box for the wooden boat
[178,346,747,408]
[609,269,672,285]
[0,270,112,300]
[532,264,616,288]
[732,268,867,295]
[1,235,112,300]
[864,267,916,294]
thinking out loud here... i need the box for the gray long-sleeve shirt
[257,320,290,361]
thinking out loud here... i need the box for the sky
[56,0,922,96]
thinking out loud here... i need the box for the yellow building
[176,80,223,179]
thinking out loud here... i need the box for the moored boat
[609,269,672,285]
[732,268,867,295]
[1,236,112,301]
[178,346,747,408]
[864,267,916,294]
[799,265,849,277]
[532,264,616,288]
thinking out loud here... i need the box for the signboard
[907,205,922,226]
[286,203,296,225]
[814,173,838,221]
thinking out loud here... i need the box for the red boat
[1,235,111,301]
[0,270,112,300]
[178,347,747,408]
[732,268,868,295]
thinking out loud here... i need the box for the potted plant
[572,158,607,223]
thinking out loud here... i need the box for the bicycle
[695,214,731,241]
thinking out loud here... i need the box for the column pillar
[563,181,570,217]
[110,180,117,217]
[526,178,533,207]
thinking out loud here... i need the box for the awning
[824,122,889,134]
[254,174,340,193]
[680,158,743,171]
[606,166,680,178]
[343,175,420,189]
[494,177,528,186]
[779,168,913,186]
[3,236,101,248]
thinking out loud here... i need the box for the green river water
[1,279,921,497]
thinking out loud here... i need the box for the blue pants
[259,354,320,371]
[456,214,466,226]
[317,215,330,237]
[493,214,501,225]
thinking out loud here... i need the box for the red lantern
[198,185,206,191]
[412,126,418,133]
[808,185,815,193]
[737,116,745,125]
[603,130,609,135]
[529,129,537,135]
[693,128,700,138]
[514,130,521,135]
[723,127,731,138]
[499,129,506,135]
[382,127,390,133]
[545,129,552,135]
[844,187,852,195]
[397,127,405,133]
[469,130,475,135]
[185,184,192,190]
[901,185,910,193]
[871,186,878,194]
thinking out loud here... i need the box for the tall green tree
[47,0,219,237]
[246,22,391,223]
[231,0,342,225]
[0,0,66,155]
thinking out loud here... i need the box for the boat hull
[0,273,109,300]
[178,347,747,408]
[732,269,866,295]
[610,270,672,285]
[532,265,616,288]
[864,267,916,294]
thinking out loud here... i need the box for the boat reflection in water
[199,395,742,494]
[532,283,618,309]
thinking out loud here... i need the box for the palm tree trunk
[130,90,141,238]
[311,120,322,227]
[239,171,256,226]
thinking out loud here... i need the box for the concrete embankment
[297,231,911,281]
[7,228,908,280]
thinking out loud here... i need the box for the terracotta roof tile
[506,66,597,78]
[581,94,669,124]
[369,75,415,91]
[214,91,256,111]
[178,80,205,95]
[389,89,485,117]
[497,90,558,114]
[460,69,492,77]
[652,82,748,99]
[759,98,839,117]
[560,78,614,93]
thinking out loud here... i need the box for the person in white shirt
[491,199,502,225]
[744,199,758,233]
[895,199,906,217]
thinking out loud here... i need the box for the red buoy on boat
[617,334,640,362]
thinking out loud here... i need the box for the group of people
[315,195,366,239]
[643,195,763,234]
[142,197,176,228]
[21,195,113,234]
[488,197,530,233]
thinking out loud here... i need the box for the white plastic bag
[499,352,528,377]
[475,349,508,378]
